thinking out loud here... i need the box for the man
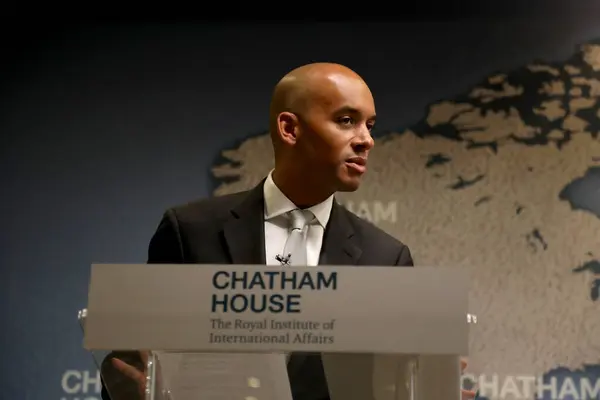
[101,63,475,400]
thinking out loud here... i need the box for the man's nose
[352,128,375,152]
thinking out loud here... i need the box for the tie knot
[288,209,313,231]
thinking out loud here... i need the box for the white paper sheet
[153,352,293,400]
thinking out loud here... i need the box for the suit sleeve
[395,245,414,267]
[147,209,185,263]
[101,210,185,400]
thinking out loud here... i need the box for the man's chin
[336,176,363,192]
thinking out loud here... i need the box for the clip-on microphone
[275,253,291,266]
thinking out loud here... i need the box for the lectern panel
[84,264,469,356]
[80,264,471,400]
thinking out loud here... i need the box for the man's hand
[461,359,477,399]
[111,351,149,398]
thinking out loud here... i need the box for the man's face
[296,74,376,192]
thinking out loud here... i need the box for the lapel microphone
[275,253,291,266]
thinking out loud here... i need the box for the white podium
[79,263,474,400]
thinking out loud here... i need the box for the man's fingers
[111,358,145,384]
[460,358,475,398]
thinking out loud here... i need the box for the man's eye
[339,117,353,125]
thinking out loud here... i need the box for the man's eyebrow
[333,106,376,120]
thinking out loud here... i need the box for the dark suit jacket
[101,179,413,400]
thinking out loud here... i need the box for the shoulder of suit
[339,204,409,250]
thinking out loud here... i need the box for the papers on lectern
[153,351,293,400]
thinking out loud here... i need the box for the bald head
[269,63,368,140]
[268,62,376,205]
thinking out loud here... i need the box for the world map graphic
[210,42,600,399]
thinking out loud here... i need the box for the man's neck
[271,167,333,209]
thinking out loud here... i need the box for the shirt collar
[263,170,334,228]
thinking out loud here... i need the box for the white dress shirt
[263,170,334,267]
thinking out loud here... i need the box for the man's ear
[276,112,300,145]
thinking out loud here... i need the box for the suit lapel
[319,200,362,266]
[222,181,267,265]
[221,189,364,383]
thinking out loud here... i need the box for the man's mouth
[345,156,367,174]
